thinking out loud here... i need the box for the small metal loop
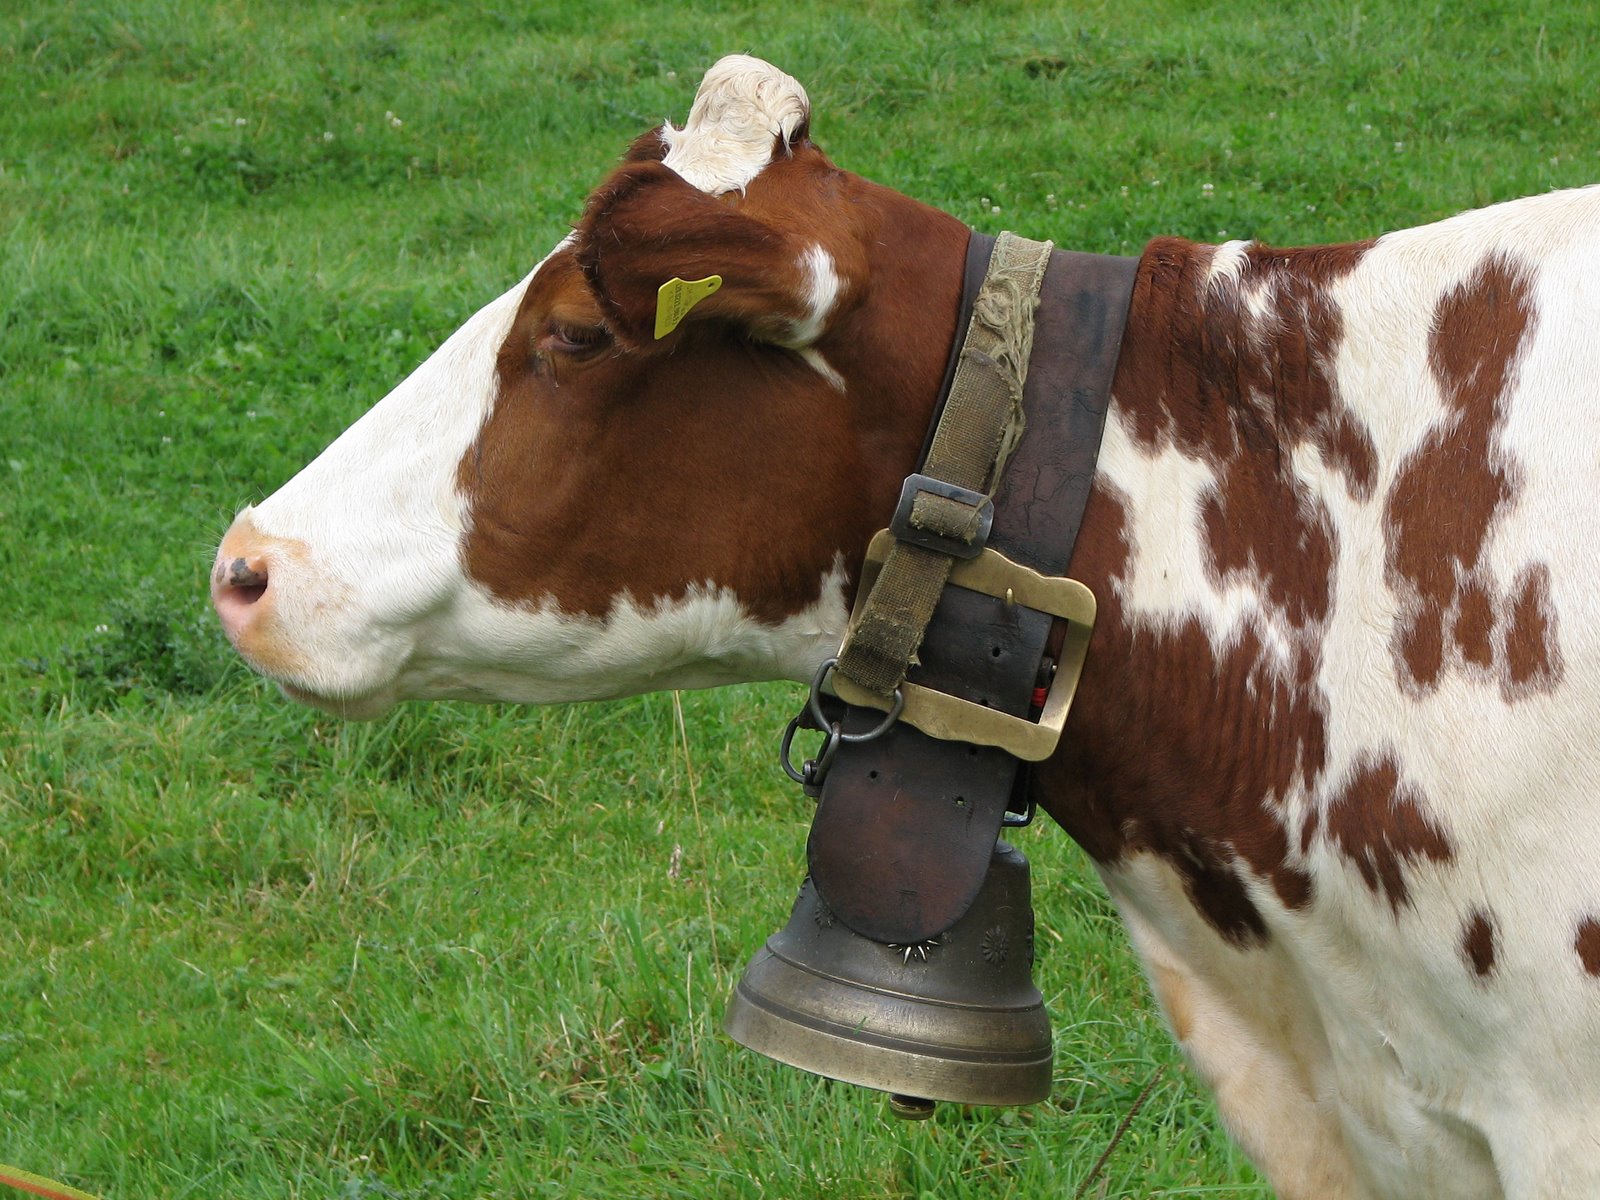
[840,689,906,743]
[807,657,906,745]
[783,659,904,794]
[807,723,843,782]
[779,715,811,785]
[780,712,845,794]
[805,657,838,732]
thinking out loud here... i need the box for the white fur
[1205,238,1253,288]
[1097,183,1600,1199]
[785,242,841,346]
[797,347,846,391]
[407,560,850,708]
[1099,411,1301,675]
[661,55,808,195]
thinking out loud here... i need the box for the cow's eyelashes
[537,322,610,358]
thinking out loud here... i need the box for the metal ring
[806,657,906,744]
[807,723,843,782]
[779,714,812,785]
[780,714,845,788]
[804,657,837,731]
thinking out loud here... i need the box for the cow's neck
[822,185,973,585]
[1035,234,1375,945]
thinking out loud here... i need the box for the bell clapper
[889,1094,937,1121]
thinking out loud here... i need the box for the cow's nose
[222,555,269,595]
[212,552,271,640]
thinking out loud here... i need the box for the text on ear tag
[654,275,723,340]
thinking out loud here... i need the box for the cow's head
[212,56,968,716]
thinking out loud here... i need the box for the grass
[2,1,1596,1196]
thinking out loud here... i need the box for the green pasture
[2,2,1595,1196]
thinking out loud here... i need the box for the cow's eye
[539,322,610,358]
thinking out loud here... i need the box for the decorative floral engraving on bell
[724,841,1051,1107]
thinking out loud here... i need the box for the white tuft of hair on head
[661,55,810,195]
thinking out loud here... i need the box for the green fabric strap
[835,231,1054,698]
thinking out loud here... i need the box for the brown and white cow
[212,55,1600,1200]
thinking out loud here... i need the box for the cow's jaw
[391,564,851,707]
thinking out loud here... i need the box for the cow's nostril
[221,556,269,604]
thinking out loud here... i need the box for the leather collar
[805,232,1138,944]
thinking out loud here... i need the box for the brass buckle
[831,530,1097,762]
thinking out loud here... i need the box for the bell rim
[725,948,1052,1106]
[725,970,1052,1106]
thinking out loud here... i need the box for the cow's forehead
[510,243,596,325]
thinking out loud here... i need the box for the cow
[211,54,1600,1200]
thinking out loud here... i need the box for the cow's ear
[576,160,835,349]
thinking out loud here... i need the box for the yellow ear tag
[654,275,723,340]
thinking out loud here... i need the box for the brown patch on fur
[1462,909,1497,978]
[1321,757,1453,910]
[1041,485,1314,947]
[621,127,671,163]
[1124,240,1376,630]
[1038,239,1382,944]
[1504,563,1563,697]
[1384,254,1559,700]
[1317,410,1379,502]
[1454,576,1495,667]
[1398,605,1446,690]
[1576,918,1600,977]
[458,139,969,626]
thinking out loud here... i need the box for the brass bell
[725,841,1051,1109]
